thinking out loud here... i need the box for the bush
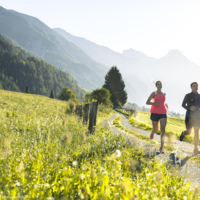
[85,88,112,106]
[58,86,78,103]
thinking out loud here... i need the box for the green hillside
[0,34,86,99]
[0,90,198,199]
[0,6,108,90]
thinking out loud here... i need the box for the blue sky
[1,0,200,65]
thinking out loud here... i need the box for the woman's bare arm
[146,92,160,105]
[164,93,168,108]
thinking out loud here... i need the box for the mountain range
[54,28,200,114]
[1,6,200,113]
[0,6,108,90]
[0,34,86,99]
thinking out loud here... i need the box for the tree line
[0,34,128,106]
[0,34,86,99]
[123,102,150,112]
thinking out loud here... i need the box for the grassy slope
[112,115,176,152]
[133,111,185,134]
[126,110,194,144]
[0,90,198,199]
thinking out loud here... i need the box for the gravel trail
[102,112,200,187]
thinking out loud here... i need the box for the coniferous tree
[25,85,29,93]
[103,66,127,107]
[50,89,54,98]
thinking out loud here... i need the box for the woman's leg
[160,118,167,149]
[151,121,159,137]
[193,127,199,153]
[182,129,192,136]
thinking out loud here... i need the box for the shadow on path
[153,151,192,167]
[168,153,191,167]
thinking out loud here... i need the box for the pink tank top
[150,92,167,114]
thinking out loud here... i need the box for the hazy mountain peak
[0,6,17,13]
[162,49,187,60]
[122,48,148,59]
[0,6,5,10]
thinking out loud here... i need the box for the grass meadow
[0,90,199,199]
[121,110,194,144]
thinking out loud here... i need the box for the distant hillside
[0,34,86,99]
[54,28,140,71]
[0,6,109,90]
[54,28,200,114]
[54,28,152,105]
[123,102,150,112]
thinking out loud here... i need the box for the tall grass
[0,90,198,199]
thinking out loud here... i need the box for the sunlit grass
[112,115,176,153]
[116,109,194,144]
[131,111,194,143]
[133,111,186,135]
[0,90,198,199]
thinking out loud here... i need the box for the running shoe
[150,133,154,139]
[180,132,184,141]
[159,147,164,153]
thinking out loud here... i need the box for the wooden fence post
[79,105,83,118]
[75,104,79,114]
[88,102,98,133]
[83,104,89,124]
[69,102,75,113]
[94,102,98,127]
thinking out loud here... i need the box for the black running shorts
[150,113,167,122]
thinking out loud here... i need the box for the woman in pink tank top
[146,81,168,153]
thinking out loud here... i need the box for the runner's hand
[154,102,160,105]
[165,103,168,109]
[190,106,196,111]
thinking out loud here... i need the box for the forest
[0,34,87,99]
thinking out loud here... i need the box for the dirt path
[102,112,200,187]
